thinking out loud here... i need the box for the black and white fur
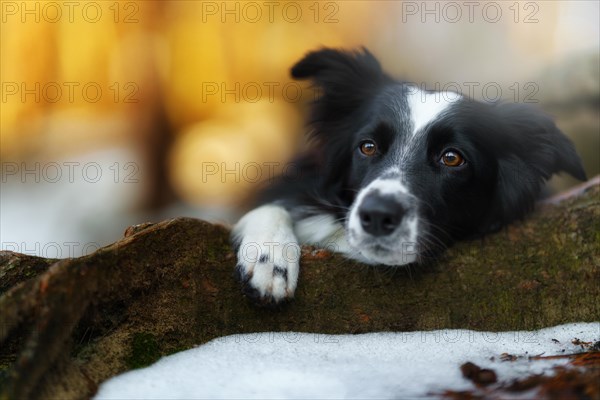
[232,48,587,304]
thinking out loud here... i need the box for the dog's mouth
[371,244,388,253]
[345,216,421,266]
[347,234,419,266]
[345,176,423,266]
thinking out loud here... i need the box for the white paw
[232,205,300,305]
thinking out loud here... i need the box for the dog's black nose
[358,194,405,237]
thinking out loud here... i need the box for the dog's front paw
[232,205,301,305]
[234,236,300,305]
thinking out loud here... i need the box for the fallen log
[1,178,599,400]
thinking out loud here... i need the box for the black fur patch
[273,265,288,280]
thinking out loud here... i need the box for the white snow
[0,147,236,259]
[0,148,145,258]
[95,322,599,399]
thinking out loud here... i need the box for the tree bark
[1,179,599,400]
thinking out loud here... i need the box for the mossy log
[1,179,599,400]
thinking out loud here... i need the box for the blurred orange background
[1,0,598,256]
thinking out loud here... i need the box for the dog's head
[292,48,587,265]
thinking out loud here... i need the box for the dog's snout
[358,194,405,237]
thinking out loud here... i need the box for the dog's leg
[231,204,300,304]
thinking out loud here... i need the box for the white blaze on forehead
[354,177,409,205]
[406,86,460,136]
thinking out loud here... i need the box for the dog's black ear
[498,103,586,180]
[484,103,587,230]
[291,47,389,117]
[291,47,383,82]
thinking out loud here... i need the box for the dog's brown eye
[359,140,377,157]
[440,150,465,167]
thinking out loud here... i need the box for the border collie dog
[232,48,586,304]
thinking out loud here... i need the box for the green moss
[126,332,161,370]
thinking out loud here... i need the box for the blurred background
[1,0,598,258]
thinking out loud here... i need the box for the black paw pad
[241,282,262,300]
[233,264,251,283]
[273,265,288,281]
